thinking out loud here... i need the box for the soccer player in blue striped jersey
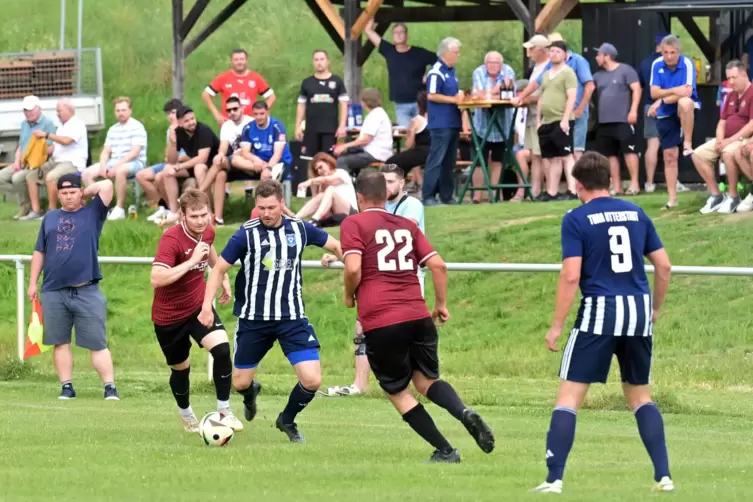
[200,180,343,443]
[531,152,674,494]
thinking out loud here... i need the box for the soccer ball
[199,411,234,447]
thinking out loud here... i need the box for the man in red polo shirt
[692,60,753,214]
[202,49,276,127]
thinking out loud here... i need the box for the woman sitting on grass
[296,152,358,227]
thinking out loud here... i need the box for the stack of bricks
[0,52,76,100]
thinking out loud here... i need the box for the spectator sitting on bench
[159,105,219,226]
[332,88,393,174]
[81,96,147,220]
[137,98,189,222]
[198,96,252,225]
[384,90,430,189]
[295,152,358,227]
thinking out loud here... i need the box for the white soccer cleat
[653,476,675,492]
[530,480,562,494]
[319,385,362,397]
[181,413,201,433]
[218,408,244,432]
[319,386,345,397]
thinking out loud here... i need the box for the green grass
[2,191,753,499]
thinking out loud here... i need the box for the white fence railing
[4,254,753,377]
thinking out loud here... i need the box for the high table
[456,99,532,203]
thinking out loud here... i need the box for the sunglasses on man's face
[226,107,240,113]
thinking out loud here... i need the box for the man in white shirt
[320,163,426,397]
[81,97,147,220]
[198,96,252,222]
[22,99,88,220]
[332,88,393,173]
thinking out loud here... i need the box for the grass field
[2,191,753,500]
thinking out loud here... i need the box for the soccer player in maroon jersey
[338,170,495,462]
[149,189,241,433]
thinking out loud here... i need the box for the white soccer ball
[199,411,234,447]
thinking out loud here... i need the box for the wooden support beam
[358,21,390,66]
[184,0,248,57]
[314,0,346,41]
[350,0,383,39]
[721,11,753,57]
[344,0,362,102]
[305,0,345,53]
[506,0,531,30]
[535,0,578,33]
[180,0,210,40]
[373,4,580,24]
[676,14,716,63]
[171,0,185,101]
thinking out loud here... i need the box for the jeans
[395,102,418,128]
[422,128,460,203]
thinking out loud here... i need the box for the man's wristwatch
[45,132,49,139]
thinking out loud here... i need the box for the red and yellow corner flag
[24,298,50,359]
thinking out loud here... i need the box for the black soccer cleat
[427,448,461,463]
[242,380,262,422]
[275,414,305,443]
[462,409,495,453]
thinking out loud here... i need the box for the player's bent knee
[411,373,437,396]
[209,341,230,362]
[170,359,190,371]
[232,369,255,391]
[201,330,228,351]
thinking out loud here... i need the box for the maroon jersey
[340,208,437,332]
[151,222,215,325]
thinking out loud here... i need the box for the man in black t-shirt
[364,19,437,127]
[295,49,349,156]
[160,105,220,225]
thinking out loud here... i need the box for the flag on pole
[24,298,50,359]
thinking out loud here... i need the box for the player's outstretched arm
[424,254,450,324]
[647,248,671,321]
[208,245,232,305]
[322,235,344,261]
[547,257,581,351]
[199,256,233,327]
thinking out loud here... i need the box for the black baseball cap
[57,174,82,190]
[549,40,568,52]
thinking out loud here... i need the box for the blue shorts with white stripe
[560,294,654,385]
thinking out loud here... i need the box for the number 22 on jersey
[376,229,414,271]
[608,225,633,273]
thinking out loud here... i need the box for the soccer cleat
[427,448,461,463]
[319,385,361,397]
[219,408,244,432]
[653,476,675,492]
[530,480,563,494]
[275,414,305,443]
[242,380,262,422]
[461,409,495,453]
[58,384,76,400]
[104,385,120,401]
[181,413,201,433]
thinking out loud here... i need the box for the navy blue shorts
[656,115,682,149]
[558,329,653,385]
[233,318,320,369]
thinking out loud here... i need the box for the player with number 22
[338,170,495,463]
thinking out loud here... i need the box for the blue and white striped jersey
[220,216,329,321]
[561,197,663,336]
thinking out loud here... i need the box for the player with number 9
[338,170,494,463]
[531,152,674,494]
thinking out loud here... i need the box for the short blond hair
[114,96,132,108]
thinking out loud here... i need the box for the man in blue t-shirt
[29,174,120,401]
[201,180,342,443]
[237,101,292,183]
[637,33,667,193]
[648,34,700,209]
[423,37,464,206]
[530,152,674,495]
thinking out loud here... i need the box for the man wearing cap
[21,99,89,221]
[518,33,594,163]
[592,43,642,195]
[637,34,667,193]
[648,34,700,210]
[537,40,578,200]
[0,95,56,219]
[511,34,551,198]
[28,174,120,401]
